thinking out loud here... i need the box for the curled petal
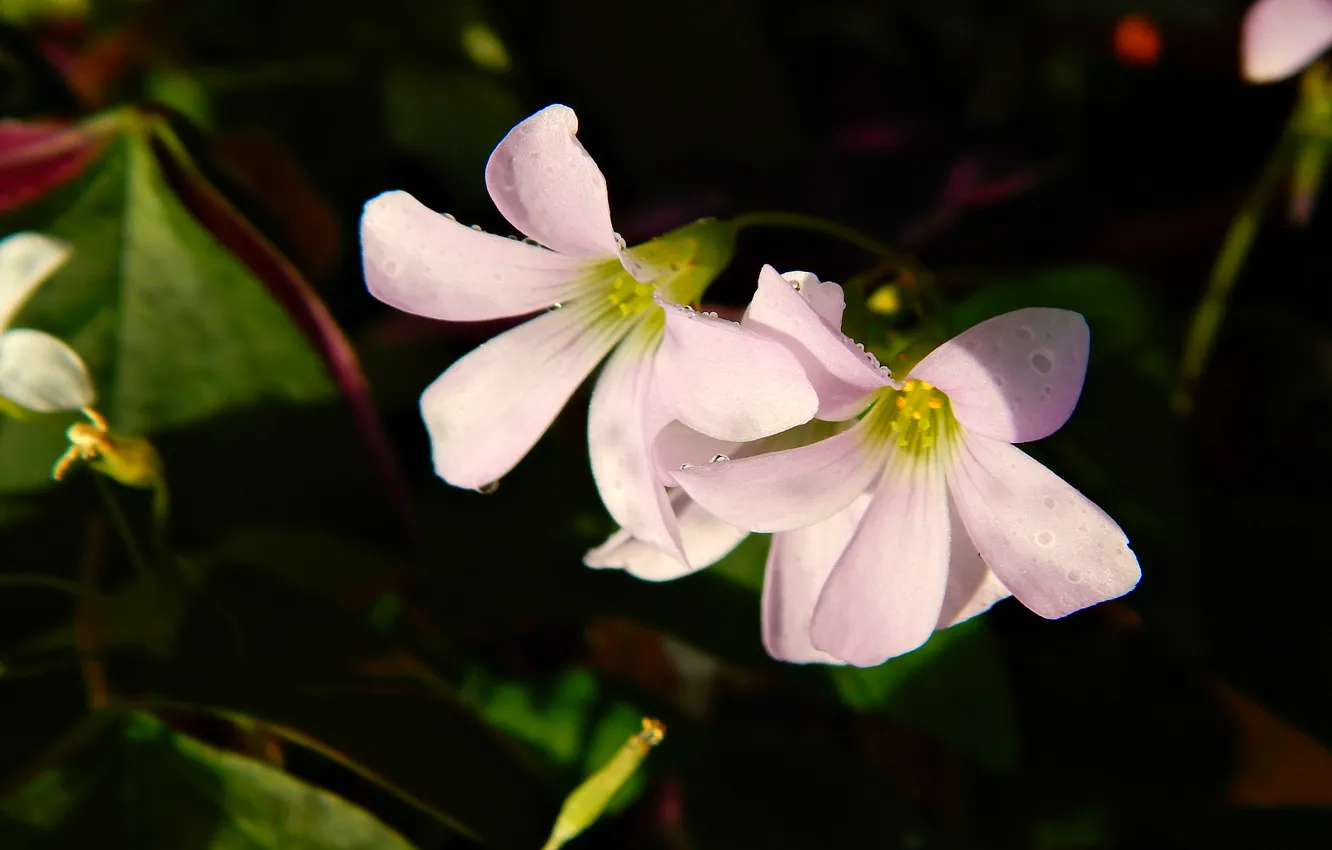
[585,491,748,581]
[947,433,1140,620]
[654,299,818,442]
[911,307,1088,444]
[810,452,952,666]
[421,299,623,489]
[761,494,870,664]
[1242,0,1332,83]
[361,190,600,321]
[673,416,886,532]
[0,328,95,412]
[484,104,623,259]
[0,232,71,329]
[936,497,1012,628]
[742,266,887,419]
[589,323,685,562]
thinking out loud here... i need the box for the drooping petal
[0,232,71,330]
[484,104,623,259]
[0,328,95,412]
[585,490,748,581]
[588,322,685,562]
[673,416,886,533]
[361,190,602,322]
[761,494,870,664]
[910,307,1088,444]
[809,451,952,666]
[421,299,624,489]
[947,432,1140,620]
[936,497,1012,628]
[654,299,818,442]
[1241,0,1332,83]
[742,266,887,419]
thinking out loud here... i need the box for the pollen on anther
[904,380,916,391]
[927,398,943,409]
[895,396,907,409]
[911,410,922,420]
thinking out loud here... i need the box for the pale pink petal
[672,416,886,533]
[652,421,743,486]
[0,328,94,412]
[0,232,70,329]
[783,271,845,328]
[810,453,952,666]
[936,497,1012,628]
[589,324,685,562]
[947,433,1141,620]
[421,299,623,489]
[484,104,622,259]
[585,491,748,581]
[1242,0,1332,83]
[762,494,870,664]
[654,299,818,442]
[910,307,1088,444]
[742,265,887,419]
[361,190,600,322]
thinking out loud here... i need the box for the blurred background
[0,0,1329,847]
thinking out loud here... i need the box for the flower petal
[654,299,819,442]
[672,415,885,532]
[0,232,70,330]
[588,323,685,562]
[810,451,952,666]
[1242,0,1332,83]
[910,307,1089,443]
[484,104,622,259]
[421,299,623,489]
[652,421,743,486]
[0,328,95,412]
[783,271,845,327]
[742,266,887,419]
[361,190,600,322]
[761,493,870,664]
[936,496,1012,628]
[585,490,748,581]
[947,432,1140,619]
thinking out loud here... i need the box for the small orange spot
[895,396,907,408]
[1113,14,1160,67]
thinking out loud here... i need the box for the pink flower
[1242,0,1332,82]
[360,105,816,562]
[671,267,1141,666]
[586,272,850,581]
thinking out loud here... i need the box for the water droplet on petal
[443,213,457,222]
[1015,325,1034,341]
[471,223,484,231]
[1042,495,1056,509]
[1066,569,1082,582]
[1036,530,1055,547]
[549,302,563,311]
[993,375,1006,388]
[613,232,628,250]
[383,260,400,277]
[476,480,500,494]
[1030,351,1054,374]
[710,454,729,463]
[679,463,693,470]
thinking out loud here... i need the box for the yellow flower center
[606,270,658,316]
[865,379,959,459]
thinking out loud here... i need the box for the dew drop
[993,375,1006,388]
[790,280,802,291]
[710,454,729,463]
[470,223,484,231]
[1030,351,1054,374]
[1042,495,1056,509]
[549,302,564,311]
[443,213,457,221]
[1015,325,1034,341]
[614,232,628,250]
[679,463,693,470]
[1066,569,1082,582]
[1042,385,1052,397]
[476,480,500,495]
[523,237,540,246]
[1036,530,1055,547]
[383,260,400,277]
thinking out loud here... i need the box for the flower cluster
[361,105,1141,666]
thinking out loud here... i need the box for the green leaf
[830,617,1018,772]
[0,118,334,492]
[1,710,419,849]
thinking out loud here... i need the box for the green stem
[730,211,903,260]
[92,475,154,591]
[0,573,86,595]
[1174,112,1301,414]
